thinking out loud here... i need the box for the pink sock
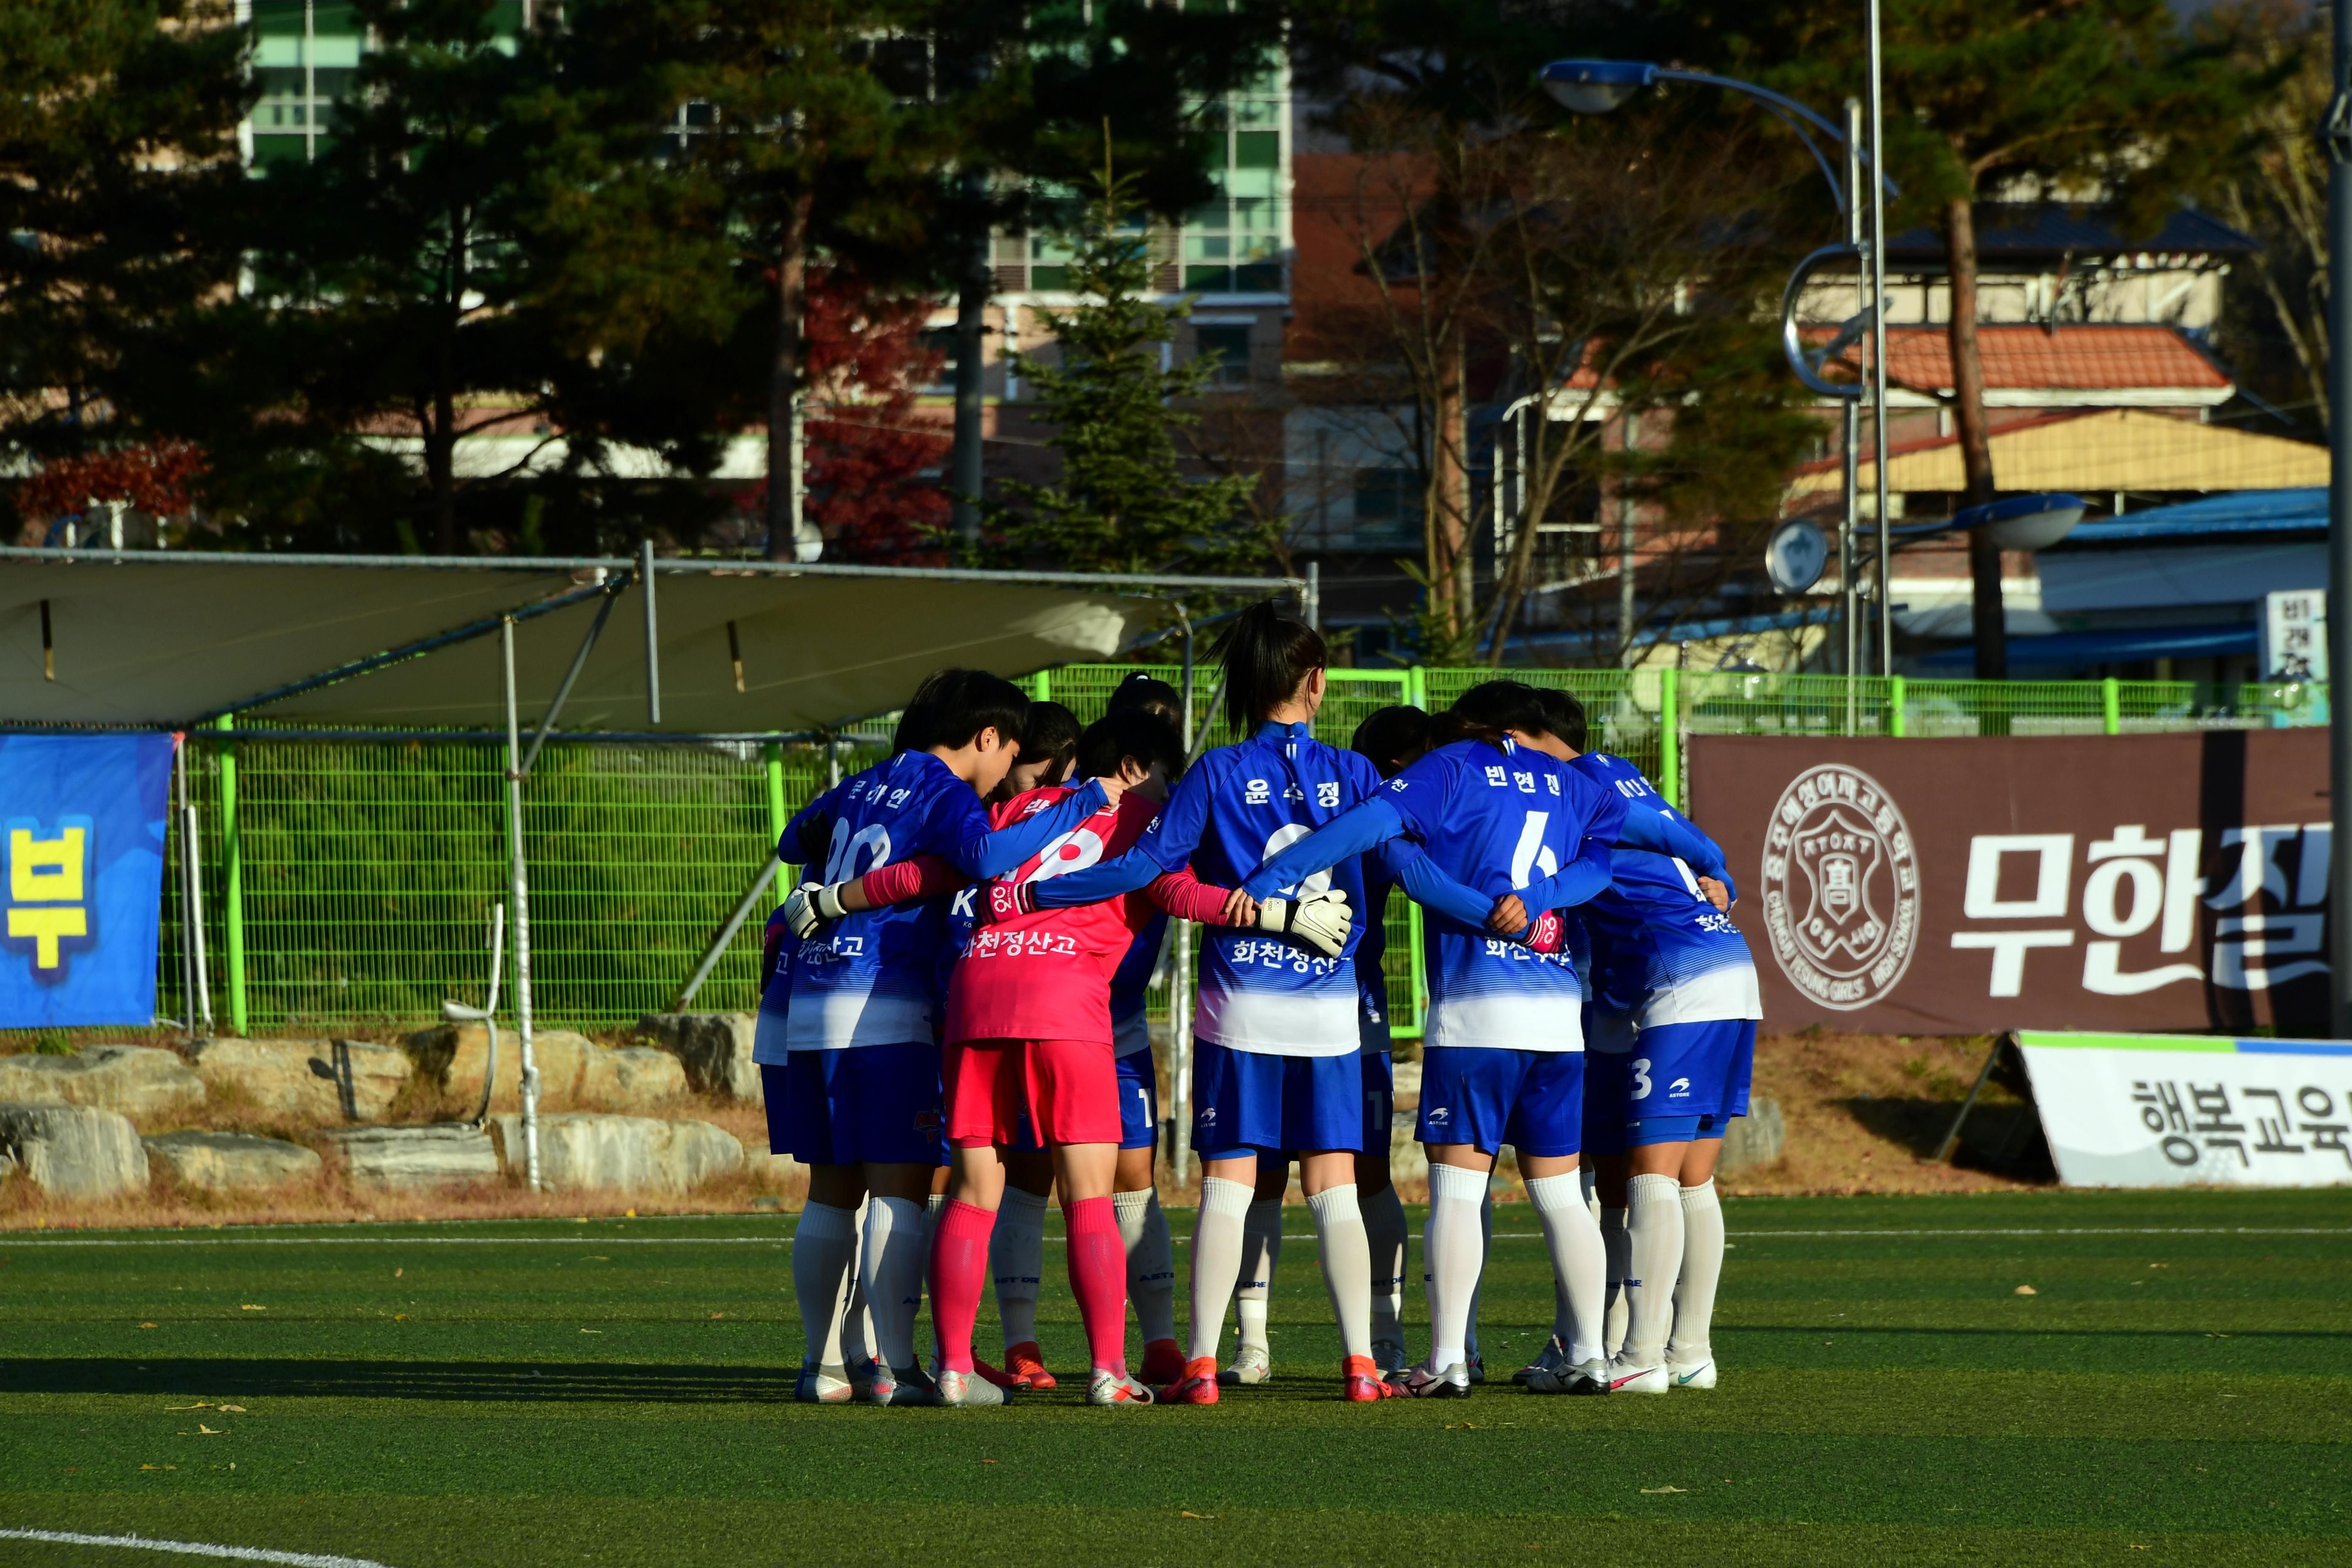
[1064,1195,1130,1379]
[929,1199,995,1375]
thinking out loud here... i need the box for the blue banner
[0,734,175,1028]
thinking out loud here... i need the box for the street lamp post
[1541,57,1897,684]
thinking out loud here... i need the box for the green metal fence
[141,668,2329,1040]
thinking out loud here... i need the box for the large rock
[319,1124,500,1191]
[144,1130,321,1192]
[637,1012,763,1103]
[488,1113,745,1194]
[1718,1096,1786,1176]
[0,1045,204,1119]
[406,1026,686,1111]
[0,1104,149,1199]
[192,1037,409,1123]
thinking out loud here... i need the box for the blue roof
[2058,488,2325,542]
[1916,623,2256,671]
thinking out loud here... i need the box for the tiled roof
[1851,325,2230,392]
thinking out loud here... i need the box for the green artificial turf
[0,1188,2342,1566]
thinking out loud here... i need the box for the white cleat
[1087,1369,1157,1406]
[1218,1344,1272,1386]
[1668,1357,1718,1390]
[1607,1355,1669,1394]
[799,1359,855,1404]
[866,1362,939,1406]
[936,1368,1010,1407]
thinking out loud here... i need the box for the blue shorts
[1010,1046,1158,1154]
[763,1043,946,1167]
[1418,1047,1584,1159]
[1584,1018,1754,1155]
[1192,1040,1364,1160]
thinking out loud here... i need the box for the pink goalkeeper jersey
[945,787,1159,1047]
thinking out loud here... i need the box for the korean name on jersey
[1571,751,1761,1028]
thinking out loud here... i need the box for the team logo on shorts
[1760,762,1919,1011]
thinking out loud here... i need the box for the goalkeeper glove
[1255,887,1353,958]
[1523,909,1565,955]
[980,879,1037,925]
[782,880,853,941]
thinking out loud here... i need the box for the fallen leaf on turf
[395,1269,403,1277]
[197,1424,223,1435]
[217,1406,244,1413]
[393,1315,408,1322]
[1179,1512,1218,1520]
[2149,1262,2167,1269]
[241,1304,265,1311]
[2013,1285,2036,1296]
[1641,1486,1688,1494]
[137,1323,157,1329]
[624,1209,636,1218]
[166,1403,212,1411]
[580,1328,602,1334]
[140,1465,176,1471]
[1444,1422,1480,1429]
[980,1460,998,1465]
[709,1312,725,1320]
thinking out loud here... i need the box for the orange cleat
[1002,1341,1058,1391]
[1139,1337,1187,1386]
[1343,1354,1401,1401]
[1160,1355,1221,1405]
[970,1357,1024,1391]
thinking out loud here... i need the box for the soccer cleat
[1528,1358,1612,1396]
[1342,1354,1401,1402]
[1000,1341,1058,1391]
[1513,1335,1573,1387]
[1465,1353,1486,1386]
[798,1359,856,1405]
[866,1362,939,1406]
[969,1356,1024,1391]
[1607,1356,1669,1395]
[1160,1356,1221,1405]
[1217,1343,1272,1386]
[936,1368,1011,1408]
[1370,1338,1409,1378]
[1390,1361,1472,1399]
[1140,1337,1187,1386]
[1668,1357,1718,1390]
[1088,1369,1157,1406]
[846,1356,880,1402]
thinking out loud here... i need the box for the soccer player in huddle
[1243,681,1620,1396]
[762,669,1117,1406]
[1540,688,1755,1394]
[995,604,1387,1402]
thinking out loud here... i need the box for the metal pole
[172,736,196,1033]
[215,714,245,1035]
[502,616,542,1191]
[520,585,621,778]
[1868,0,1894,676]
[638,539,661,727]
[181,745,212,1034]
[1304,561,1320,632]
[2326,0,2352,1035]
[1842,97,1864,704]
[675,857,785,1011]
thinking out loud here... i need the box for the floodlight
[1539,60,1657,115]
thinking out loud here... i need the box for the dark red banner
[1687,730,2330,1034]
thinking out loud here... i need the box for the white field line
[0,1527,396,1567]
[1,1225,2344,1250]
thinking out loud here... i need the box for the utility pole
[2326,0,2352,1034]
[951,174,990,548]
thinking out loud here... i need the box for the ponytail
[1208,599,1327,733]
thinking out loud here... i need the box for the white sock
[792,1201,858,1366]
[1670,1179,1725,1366]
[1424,1163,1488,1372]
[1236,1198,1283,1353]
[1188,1176,1254,1362]
[1528,1171,1608,1366]
[1464,1184,1493,1358]
[861,1195,927,1371]
[991,1186,1048,1351]
[1361,1182,1409,1347]
[1601,1206,1631,1358]
[1623,1172,1685,1365]
[1307,1183,1374,1360]
[1116,1188,1178,1344]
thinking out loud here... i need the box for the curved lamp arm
[1780,243,1873,400]
[1652,68,1901,201]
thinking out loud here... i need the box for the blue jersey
[1108,911,1167,1058]
[1570,751,1761,1027]
[1384,738,1616,1051]
[783,751,991,1051]
[1135,720,1380,1056]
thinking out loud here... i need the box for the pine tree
[989,174,1274,581]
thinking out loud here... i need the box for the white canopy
[0,549,1264,733]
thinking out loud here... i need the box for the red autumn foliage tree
[738,269,948,564]
[16,441,209,527]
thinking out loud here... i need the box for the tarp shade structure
[0,555,586,727]
[259,569,1166,733]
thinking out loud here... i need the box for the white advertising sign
[2017,1030,2352,1187]
[2259,588,2327,682]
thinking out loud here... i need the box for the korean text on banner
[2017,1031,2352,1188]
[0,734,174,1029]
